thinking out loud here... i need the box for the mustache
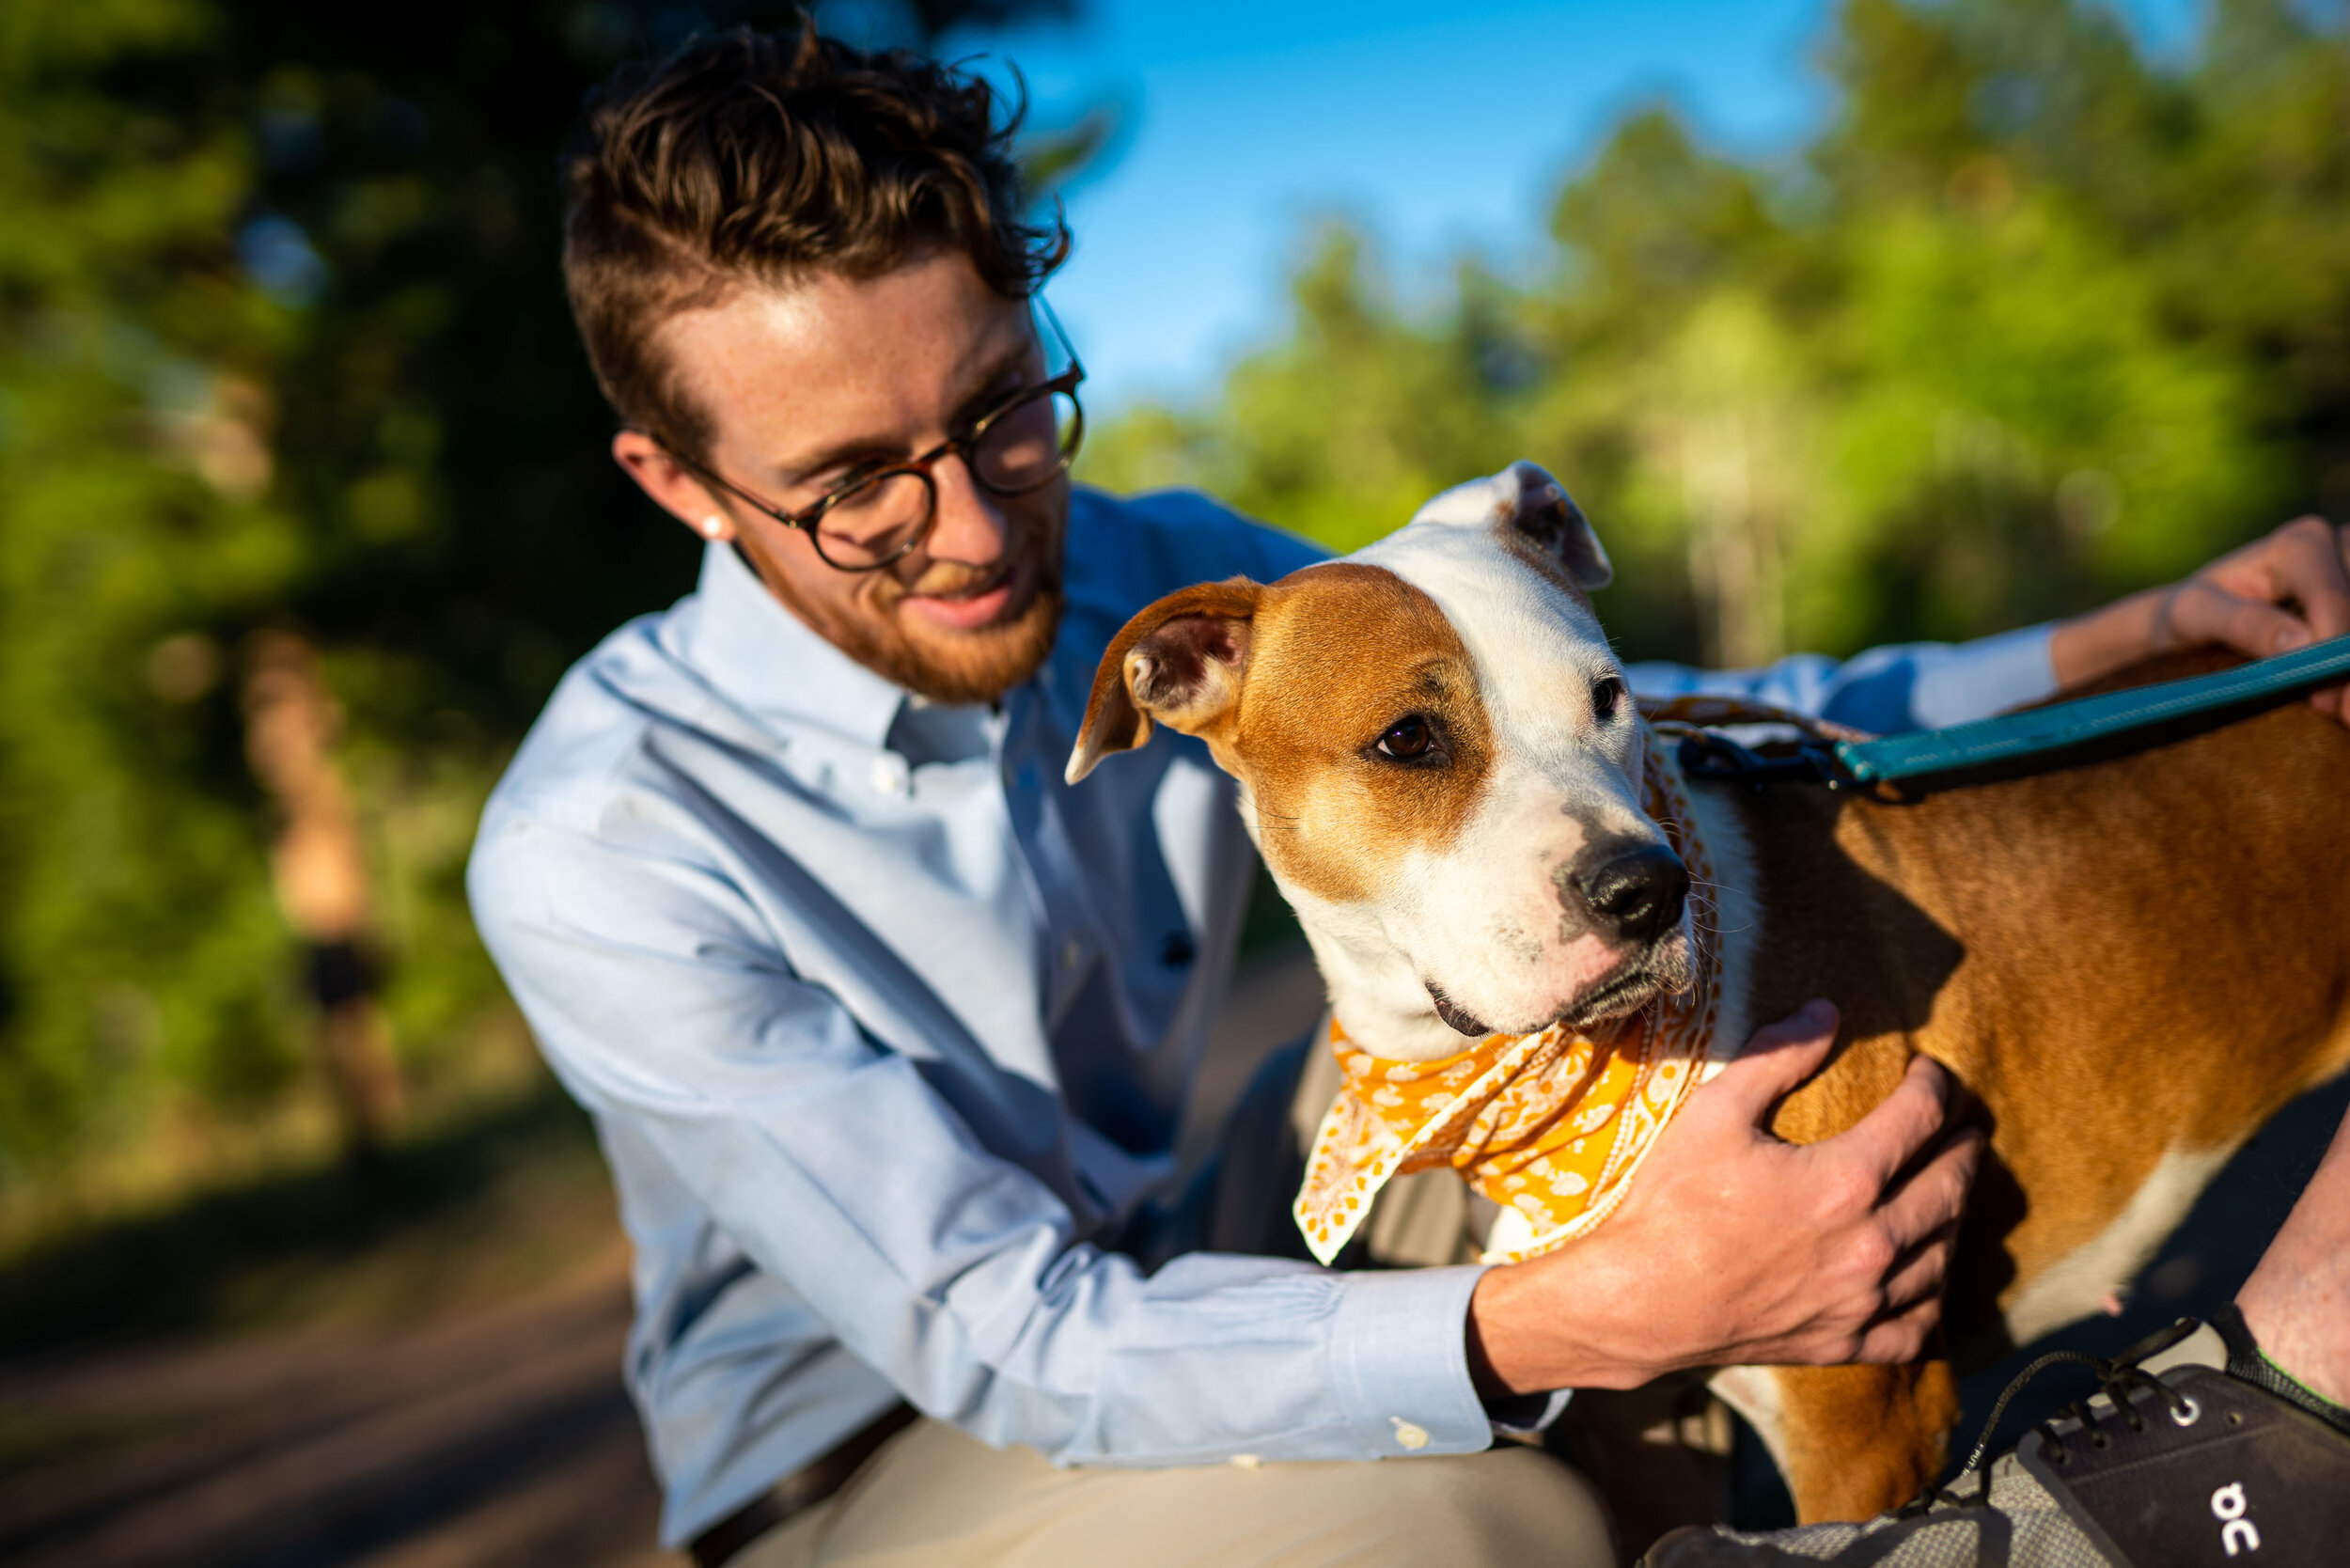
[903,557,1009,599]
[895,520,1062,603]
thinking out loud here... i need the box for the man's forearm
[1465,1247,1654,1399]
[2048,586,2172,689]
[2050,514,2350,707]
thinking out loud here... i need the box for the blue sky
[935,0,2200,411]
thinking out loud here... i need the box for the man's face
[615,250,1069,707]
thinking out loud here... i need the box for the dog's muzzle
[1427,982,1492,1038]
[1559,840,1688,948]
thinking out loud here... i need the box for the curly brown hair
[561,21,1070,460]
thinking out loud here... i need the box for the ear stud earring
[699,516,725,540]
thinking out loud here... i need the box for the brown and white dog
[1066,461,2350,1522]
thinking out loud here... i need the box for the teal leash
[1680,635,2350,792]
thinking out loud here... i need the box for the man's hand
[1465,1001,1983,1396]
[2050,514,2350,722]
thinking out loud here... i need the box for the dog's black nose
[1570,843,1688,946]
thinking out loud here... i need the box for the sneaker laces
[1891,1320,2202,1520]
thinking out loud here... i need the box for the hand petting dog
[2051,512,2350,719]
[1466,1001,1984,1398]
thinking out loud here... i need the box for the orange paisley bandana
[1293,716,1733,1266]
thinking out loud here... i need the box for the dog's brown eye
[1591,676,1625,722]
[1376,715,1434,760]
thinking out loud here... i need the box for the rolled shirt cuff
[1910,623,2059,729]
[1326,1264,1497,1457]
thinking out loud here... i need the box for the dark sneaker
[1641,1320,2350,1566]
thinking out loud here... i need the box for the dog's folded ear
[1411,460,1612,592]
[1067,577,1263,784]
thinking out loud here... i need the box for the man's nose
[923,454,1012,566]
[1563,841,1688,947]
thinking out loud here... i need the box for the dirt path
[0,1245,675,1568]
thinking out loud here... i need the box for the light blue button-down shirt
[467,486,2058,1545]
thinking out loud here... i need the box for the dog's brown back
[1722,651,2350,1518]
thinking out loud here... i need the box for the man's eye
[817,462,887,496]
[1375,715,1436,761]
[1591,675,1625,722]
[962,373,1028,426]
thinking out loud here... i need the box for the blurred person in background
[465,20,2350,1567]
[244,628,405,1153]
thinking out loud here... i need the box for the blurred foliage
[0,0,1070,1196]
[1084,0,2350,673]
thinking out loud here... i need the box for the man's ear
[1066,577,1263,784]
[1412,460,1612,591]
[612,430,737,543]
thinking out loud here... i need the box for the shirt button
[1389,1417,1430,1450]
[1059,938,1084,970]
[870,755,908,796]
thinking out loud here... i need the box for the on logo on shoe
[2210,1482,2262,1556]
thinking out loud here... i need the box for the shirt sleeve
[467,809,1496,1469]
[1126,486,1330,587]
[1625,624,2058,735]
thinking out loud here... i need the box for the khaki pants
[737,1418,1616,1568]
[736,1033,1619,1567]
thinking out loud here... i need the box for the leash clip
[1675,731,1856,792]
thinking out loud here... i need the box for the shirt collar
[666,539,912,749]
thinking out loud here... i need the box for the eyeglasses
[668,300,1086,572]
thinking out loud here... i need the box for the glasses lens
[973,389,1081,494]
[813,470,933,569]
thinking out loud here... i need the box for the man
[468,24,2350,1568]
